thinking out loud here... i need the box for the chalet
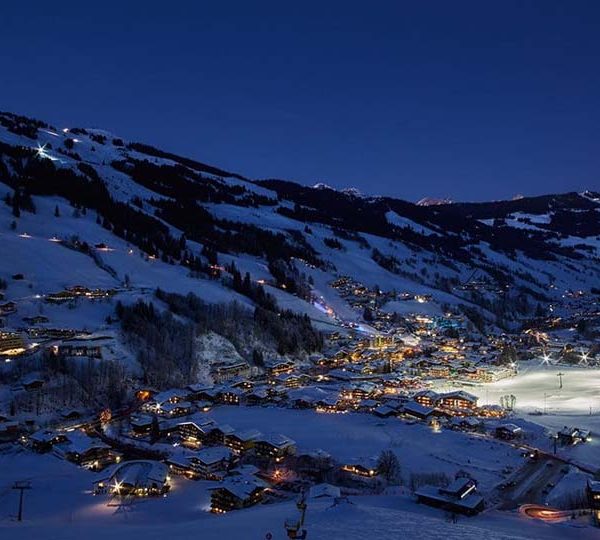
[225,429,262,454]
[254,433,296,462]
[316,396,341,413]
[205,423,235,446]
[46,286,115,304]
[403,401,435,421]
[185,383,213,401]
[415,477,484,516]
[187,386,220,403]
[296,449,334,479]
[211,361,251,383]
[56,336,112,359]
[292,394,317,409]
[495,424,523,440]
[151,388,189,406]
[159,401,193,418]
[373,405,397,418]
[450,417,483,432]
[30,430,69,452]
[476,365,513,383]
[344,382,378,401]
[54,432,113,468]
[355,398,379,413]
[274,373,306,389]
[0,331,26,355]
[246,388,270,406]
[165,454,197,478]
[557,426,590,446]
[266,385,288,401]
[27,327,76,340]
[130,415,154,436]
[210,476,267,513]
[328,369,381,382]
[413,390,439,408]
[341,457,379,479]
[190,446,235,480]
[230,378,254,391]
[409,359,436,376]
[428,364,451,378]
[438,391,478,411]
[175,418,217,444]
[95,460,169,497]
[217,388,243,406]
[266,359,295,377]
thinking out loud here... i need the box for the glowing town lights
[112,480,122,495]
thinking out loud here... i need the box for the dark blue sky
[1,1,599,201]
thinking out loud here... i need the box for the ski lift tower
[285,490,308,539]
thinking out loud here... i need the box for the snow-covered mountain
[1,110,599,335]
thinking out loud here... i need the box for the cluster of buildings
[329,276,397,312]
[30,428,120,469]
[45,285,116,304]
[2,273,597,521]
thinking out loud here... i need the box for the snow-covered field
[434,362,600,469]
[204,405,522,492]
[0,195,249,305]
[0,448,593,540]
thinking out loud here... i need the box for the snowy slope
[1,110,600,334]
[0,448,592,540]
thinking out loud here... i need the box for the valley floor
[0,448,594,540]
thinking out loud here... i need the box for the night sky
[1,1,599,202]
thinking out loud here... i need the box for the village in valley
[1,262,600,537]
[0,109,599,539]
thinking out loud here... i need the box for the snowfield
[204,405,522,493]
[434,362,600,470]
[0,448,592,540]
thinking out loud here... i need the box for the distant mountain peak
[312,183,365,198]
[416,197,453,206]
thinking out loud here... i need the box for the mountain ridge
[1,110,599,335]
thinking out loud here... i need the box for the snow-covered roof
[230,428,262,442]
[260,433,296,448]
[61,432,109,454]
[195,446,232,465]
